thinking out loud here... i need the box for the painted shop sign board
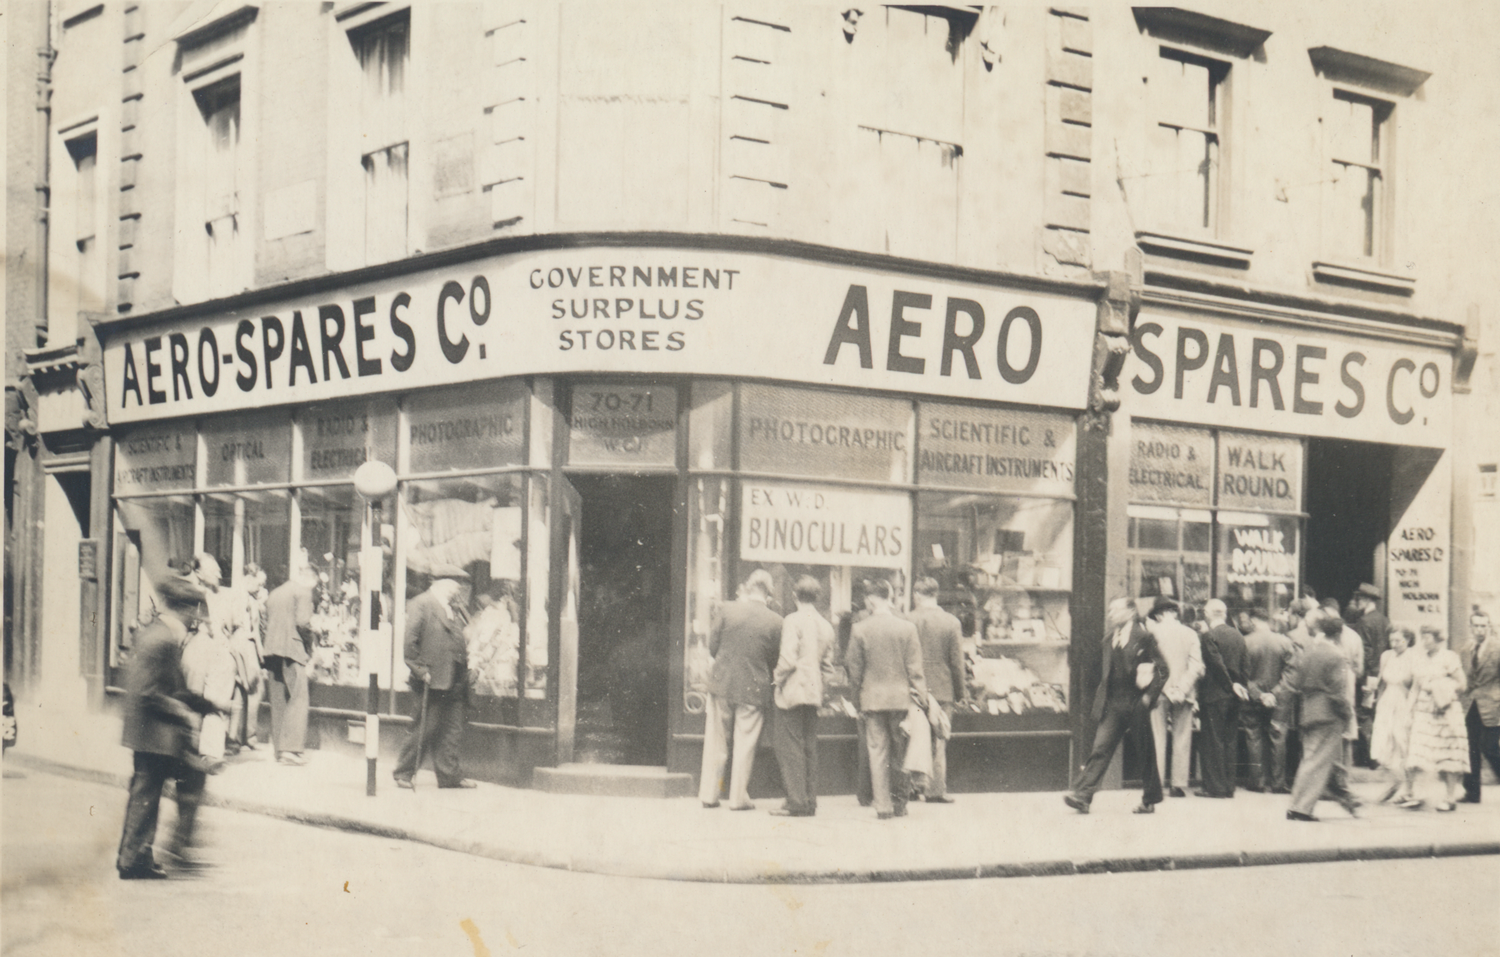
[917,403,1077,497]
[1128,310,1453,448]
[101,249,1098,424]
[739,482,910,570]
[1128,422,1214,507]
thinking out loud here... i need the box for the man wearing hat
[1146,597,1202,799]
[117,577,218,879]
[394,566,477,789]
[263,562,319,766]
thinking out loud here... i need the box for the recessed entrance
[1304,438,1393,604]
[570,474,674,765]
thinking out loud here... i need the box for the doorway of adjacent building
[1304,438,1393,608]
[569,474,674,765]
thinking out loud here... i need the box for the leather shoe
[277,753,308,767]
[925,795,956,804]
[894,806,908,817]
[1458,795,1481,804]
[769,808,813,817]
[876,811,895,820]
[701,801,720,809]
[440,779,479,789]
[1063,794,1090,814]
[1193,789,1230,799]
[1168,787,1187,798]
[394,777,415,790]
[728,803,755,811]
[1286,810,1317,822]
[119,863,169,880]
[1271,786,1292,795]
[1132,803,1155,814]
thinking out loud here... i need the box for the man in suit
[1195,599,1248,798]
[907,577,966,803]
[846,578,926,820]
[1285,615,1362,821]
[699,569,784,810]
[1146,597,1202,799]
[1242,608,1296,793]
[771,576,836,817]
[1350,583,1389,767]
[262,563,317,766]
[1066,597,1169,814]
[394,567,477,789]
[1461,608,1500,803]
[116,578,219,879]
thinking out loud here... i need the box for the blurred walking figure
[1146,597,1202,799]
[770,576,836,817]
[846,578,926,820]
[264,563,318,767]
[1370,627,1418,804]
[1403,626,1469,812]
[1065,597,1168,815]
[183,554,238,770]
[1285,616,1361,822]
[907,577,967,803]
[116,578,219,878]
[698,569,783,810]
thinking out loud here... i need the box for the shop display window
[523,474,552,701]
[1216,510,1300,619]
[915,492,1072,719]
[1126,505,1213,606]
[112,495,195,659]
[400,473,525,696]
[202,489,292,586]
[299,483,394,688]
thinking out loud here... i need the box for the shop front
[98,244,1101,791]
[1124,302,1456,632]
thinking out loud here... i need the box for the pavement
[6,702,1500,884]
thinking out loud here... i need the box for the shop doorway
[1304,438,1393,608]
[570,474,674,765]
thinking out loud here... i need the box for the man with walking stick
[394,566,477,790]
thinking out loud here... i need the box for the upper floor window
[348,10,411,263]
[194,76,243,295]
[65,129,104,315]
[1307,46,1428,287]
[1148,47,1226,235]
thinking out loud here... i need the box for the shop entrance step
[532,763,695,799]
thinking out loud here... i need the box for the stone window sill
[1311,260,1415,296]
[1135,231,1253,270]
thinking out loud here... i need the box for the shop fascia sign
[1126,311,1453,448]
[101,248,1098,424]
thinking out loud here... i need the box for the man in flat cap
[1350,583,1390,768]
[394,566,477,789]
[117,577,218,879]
[699,569,783,810]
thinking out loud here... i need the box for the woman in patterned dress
[1370,627,1416,803]
[1402,626,1469,812]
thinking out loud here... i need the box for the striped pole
[366,672,379,796]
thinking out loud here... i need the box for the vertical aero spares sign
[1126,311,1453,447]
[102,249,1097,423]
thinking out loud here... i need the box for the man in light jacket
[846,578,926,820]
[907,577,967,803]
[1147,597,1203,799]
[771,576,836,817]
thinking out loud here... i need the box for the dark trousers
[264,656,309,756]
[773,705,819,814]
[1242,703,1287,791]
[117,751,205,873]
[1198,698,1236,796]
[1463,704,1500,802]
[1072,699,1162,806]
[394,686,467,786]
